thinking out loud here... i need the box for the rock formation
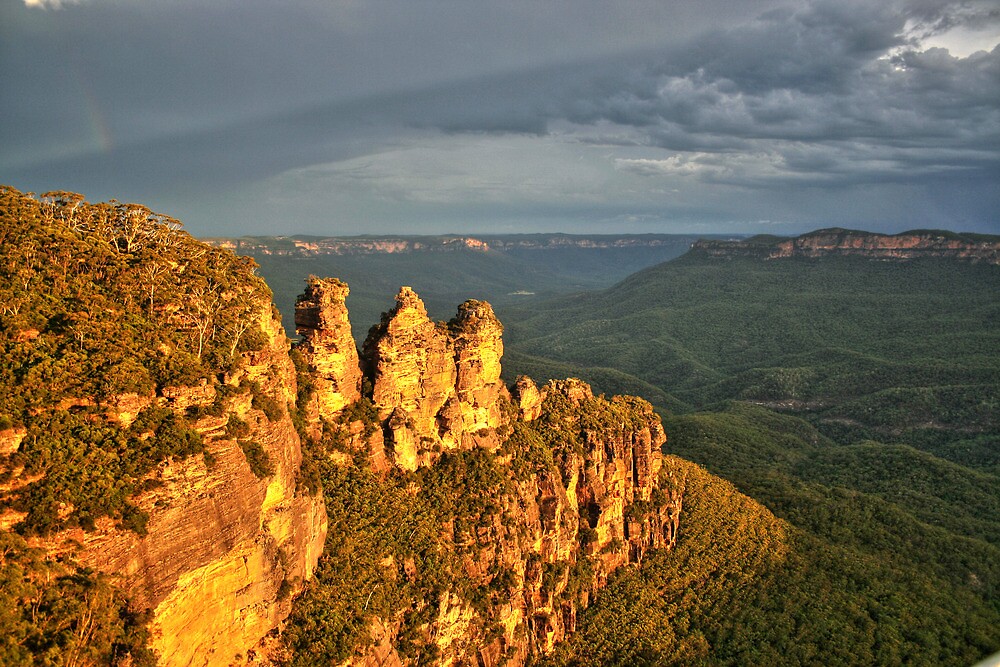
[0,187,326,667]
[28,300,327,666]
[294,276,362,429]
[692,228,1000,263]
[357,287,510,470]
[0,180,686,666]
[285,282,682,666]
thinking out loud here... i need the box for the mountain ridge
[692,227,1000,263]
[204,233,727,257]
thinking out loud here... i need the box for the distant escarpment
[207,233,696,257]
[284,281,684,665]
[693,228,1000,263]
[0,187,325,665]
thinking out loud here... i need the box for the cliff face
[285,283,683,666]
[299,286,509,469]
[692,228,1000,263]
[28,300,327,667]
[294,276,362,434]
[0,187,326,666]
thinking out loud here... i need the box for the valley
[205,233,724,341]
[2,189,998,666]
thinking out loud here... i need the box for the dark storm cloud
[1,0,997,234]
[535,1,1000,184]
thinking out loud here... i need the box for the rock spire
[294,276,362,428]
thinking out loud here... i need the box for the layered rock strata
[693,228,1000,263]
[28,301,327,666]
[291,281,683,665]
[292,283,513,468]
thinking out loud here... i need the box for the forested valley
[2,187,998,665]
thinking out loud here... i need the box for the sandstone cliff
[19,291,327,667]
[296,285,510,469]
[0,187,326,666]
[283,282,684,666]
[294,276,362,435]
[692,228,1000,263]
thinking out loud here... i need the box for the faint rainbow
[73,58,114,154]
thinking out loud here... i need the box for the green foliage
[4,405,207,536]
[662,404,1000,595]
[339,397,379,437]
[0,531,154,666]
[283,388,669,664]
[282,460,443,664]
[252,388,284,423]
[503,253,1000,467]
[501,244,1000,665]
[501,420,554,480]
[545,454,1000,667]
[0,186,272,535]
[239,440,275,479]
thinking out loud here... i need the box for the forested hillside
[0,186,327,664]
[504,248,1000,472]
[501,240,1000,664]
[0,186,271,537]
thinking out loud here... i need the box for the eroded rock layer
[359,287,510,470]
[693,228,1000,263]
[23,302,327,667]
[0,188,329,667]
[285,281,683,666]
[294,276,363,429]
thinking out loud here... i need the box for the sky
[1,0,998,237]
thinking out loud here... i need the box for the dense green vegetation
[285,418,527,663]
[498,248,1000,664]
[547,418,1000,666]
[504,252,1000,470]
[282,382,668,665]
[0,185,273,534]
[0,532,153,666]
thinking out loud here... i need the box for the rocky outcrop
[329,376,680,666]
[294,276,362,428]
[27,300,327,667]
[291,281,682,666]
[693,228,1000,263]
[360,287,510,470]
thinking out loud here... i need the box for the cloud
[534,0,1000,189]
[24,0,80,8]
[2,0,997,234]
